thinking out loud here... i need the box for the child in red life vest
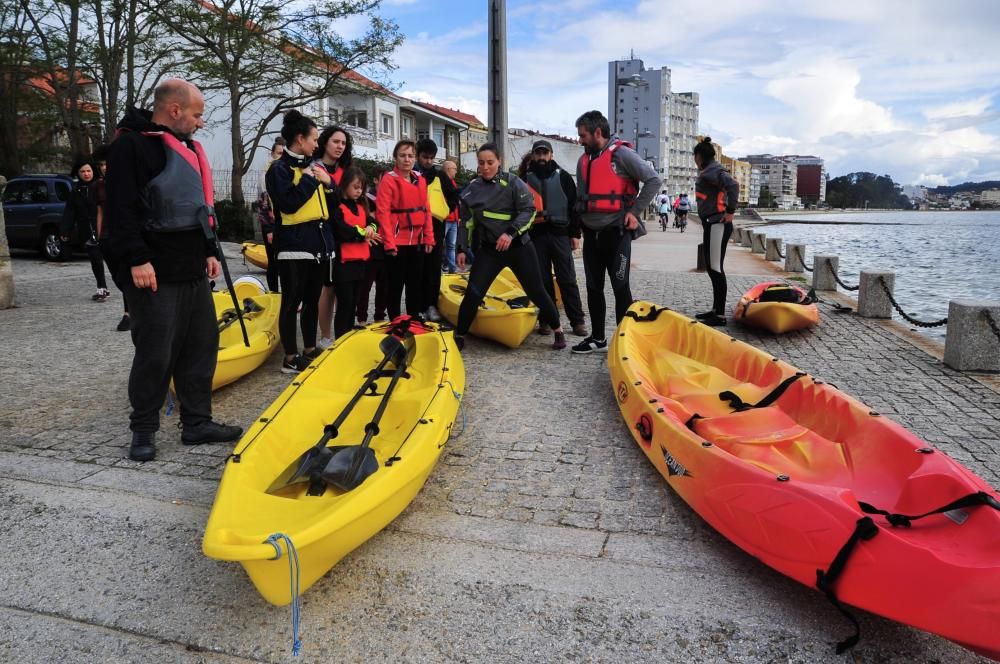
[331,166,382,338]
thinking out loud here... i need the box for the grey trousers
[125,276,218,432]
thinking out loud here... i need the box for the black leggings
[387,245,425,319]
[278,259,323,355]
[456,242,560,336]
[333,260,365,338]
[88,243,107,290]
[581,227,633,340]
[263,234,279,292]
[422,218,445,311]
[702,221,733,314]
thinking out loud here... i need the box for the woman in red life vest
[328,166,381,338]
[375,140,434,319]
[314,125,351,347]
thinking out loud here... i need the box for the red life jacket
[136,130,216,235]
[577,140,638,214]
[378,169,431,247]
[338,201,370,263]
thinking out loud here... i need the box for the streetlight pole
[488,0,508,161]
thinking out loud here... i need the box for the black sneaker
[129,431,156,462]
[303,346,324,360]
[694,310,717,320]
[281,354,311,374]
[571,337,608,354]
[453,334,465,351]
[116,315,131,331]
[700,313,727,327]
[182,421,243,445]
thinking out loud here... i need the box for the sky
[348,0,1000,186]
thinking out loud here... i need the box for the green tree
[147,0,402,205]
[757,186,776,208]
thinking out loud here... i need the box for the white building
[979,189,1000,204]
[197,69,468,200]
[607,55,699,198]
[460,129,584,177]
[743,155,801,209]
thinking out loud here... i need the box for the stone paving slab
[0,243,996,662]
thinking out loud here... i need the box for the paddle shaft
[344,350,410,482]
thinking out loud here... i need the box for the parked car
[2,174,82,260]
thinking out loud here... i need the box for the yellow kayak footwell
[202,320,465,605]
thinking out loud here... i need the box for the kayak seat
[643,348,779,419]
[694,407,852,484]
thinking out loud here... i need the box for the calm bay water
[760,210,1000,339]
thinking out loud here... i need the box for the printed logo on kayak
[617,381,629,403]
[662,446,691,477]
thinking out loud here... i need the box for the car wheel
[42,230,69,261]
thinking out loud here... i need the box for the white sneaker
[317,337,334,349]
[425,306,442,322]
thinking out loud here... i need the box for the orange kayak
[733,281,819,333]
[609,301,1000,660]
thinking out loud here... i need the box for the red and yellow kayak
[609,301,1000,660]
[733,281,819,333]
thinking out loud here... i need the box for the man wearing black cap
[525,139,588,337]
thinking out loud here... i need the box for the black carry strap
[448,282,531,309]
[623,305,668,322]
[719,372,807,412]
[815,516,880,654]
[859,491,1000,528]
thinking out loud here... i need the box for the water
[759,211,1000,339]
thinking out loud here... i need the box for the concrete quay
[1,235,998,663]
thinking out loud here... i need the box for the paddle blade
[265,445,333,493]
[320,445,380,491]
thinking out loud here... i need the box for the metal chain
[795,246,813,272]
[826,261,860,291]
[984,310,1000,343]
[877,276,948,328]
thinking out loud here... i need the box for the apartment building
[607,55,699,198]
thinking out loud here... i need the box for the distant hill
[929,181,1000,196]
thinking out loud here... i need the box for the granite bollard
[944,300,1000,372]
[765,237,783,261]
[812,255,839,291]
[740,229,753,248]
[858,271,894,318]
[751,232,766,254]
[785,243,805,272]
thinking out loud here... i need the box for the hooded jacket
[695,160,740,223]
[265,150,335,260]
[105,107,217,283]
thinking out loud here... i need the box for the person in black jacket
[61,160,109,301]
[106,79,242,462]
[523,140,588,337]
[328,166,381,337]
[692,136,740,326]
[265,110,336,373]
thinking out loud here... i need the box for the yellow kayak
[500,266,562,308]
[241,242,268,270]
[438,271,538,348]
[202,318,465,605]
[212,277,280,390]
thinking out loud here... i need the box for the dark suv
[2,174,80,260]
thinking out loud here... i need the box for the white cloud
[915,173,949,186]
[924,95,994,121]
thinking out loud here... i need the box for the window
[380,113,394,136]
[401,114,413,139]
[433,128,444,148]
[54,181,70,201]
[2,180,41,204]
[447,131,459,156]
[344,110,368,129]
